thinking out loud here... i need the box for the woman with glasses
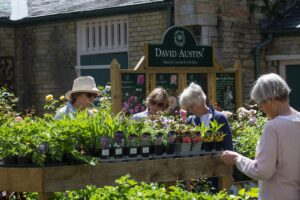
[130,87,169,121]
[54,76,101,120]
[221,73,300,199]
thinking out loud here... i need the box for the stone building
[0,0,300,113]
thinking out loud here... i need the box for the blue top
[186,106,233,151]
[130,109,150,121]
[54,101,76,120]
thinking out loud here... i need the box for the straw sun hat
[65,76,101,100]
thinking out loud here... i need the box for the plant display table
[0,155,232,200]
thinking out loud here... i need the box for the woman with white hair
[54,76,100,120]
[179,82,233,150]
[179,82,233,192]
[221,73,300,199]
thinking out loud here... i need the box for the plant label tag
[115,148,122,155]
[142,147,149,153]
[130,148,137,154]
[102,149,109,156]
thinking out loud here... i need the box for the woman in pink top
[221,73,300,200]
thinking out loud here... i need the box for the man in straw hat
[54,76,101,120]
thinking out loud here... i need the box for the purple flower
[137,75,145,85]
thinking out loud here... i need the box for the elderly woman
[179,82,233,150]
[221,73,300,199]
[54,76,101,120]
[179,82,233,192]
[130,87,169,121]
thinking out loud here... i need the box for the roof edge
[1,1,172,26]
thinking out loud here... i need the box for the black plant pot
[17,156,32,165]
[113,147,124,158]
[153,145,164,155]
[140,146,150,157]
[100,148,110,159]
[128,147,139,157]
[3,156,18,166]
[166,144,175,155]
[88,148,100,157]
[215,142,223,151]
[204,142,214,152]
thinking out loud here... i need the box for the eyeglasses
[150,100,165,108]
[86,93,98,98]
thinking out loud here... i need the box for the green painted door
[286,65,300,111]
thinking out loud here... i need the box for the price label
[130,148,137,154]
[101,149,109,156]
[142,147,149,153]
[115,148,122,155]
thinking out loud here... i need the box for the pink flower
[137,75,145,85]
[15,116,23,122]
[134,105,140,113]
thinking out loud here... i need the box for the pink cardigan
[236,113,300,200]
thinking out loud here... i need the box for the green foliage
[0,87,18,124]
[48,175,258,200]
[230,106,267,159]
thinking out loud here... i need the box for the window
[77,16,128,54]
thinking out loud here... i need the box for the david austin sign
[148,26,213,67]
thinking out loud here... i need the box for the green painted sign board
[148,26,213,67]
[121,73,147,115]
[156,73,178,96]
[216,73,236,112]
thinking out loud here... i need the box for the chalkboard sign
[121,73,146,114]
[216,73,236,112]
[187,73,208,95]
[156,73,178,96]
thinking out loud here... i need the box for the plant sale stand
[0,155,232,200]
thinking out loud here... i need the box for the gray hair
[179,82,206,109]
[251,73,290,104]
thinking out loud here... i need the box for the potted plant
[210,120,224,152]
[203,130,214,152]
[153,131,166,156]
[124,118,144,158]
[190,122,208,156]
[166,130,176,155]
[112,130,125,158]
[140,132,152,157]
[173,123,193,156]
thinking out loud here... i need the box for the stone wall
[0,27,15,57]
[15,21,77,114]
[175,0,268,102]
[128,10,168,68]
[267,35,300,55]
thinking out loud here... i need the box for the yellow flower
[45,94,53,102]
[59,95,65,101]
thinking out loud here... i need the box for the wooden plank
[43,155,232,192]
[110,59,122,114]
[0,167,44,192]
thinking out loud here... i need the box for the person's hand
[221,150,240,165]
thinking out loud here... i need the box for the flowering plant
[122,95,146,115]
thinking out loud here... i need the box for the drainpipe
[254,34,273,79]
[167,1,174,27]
